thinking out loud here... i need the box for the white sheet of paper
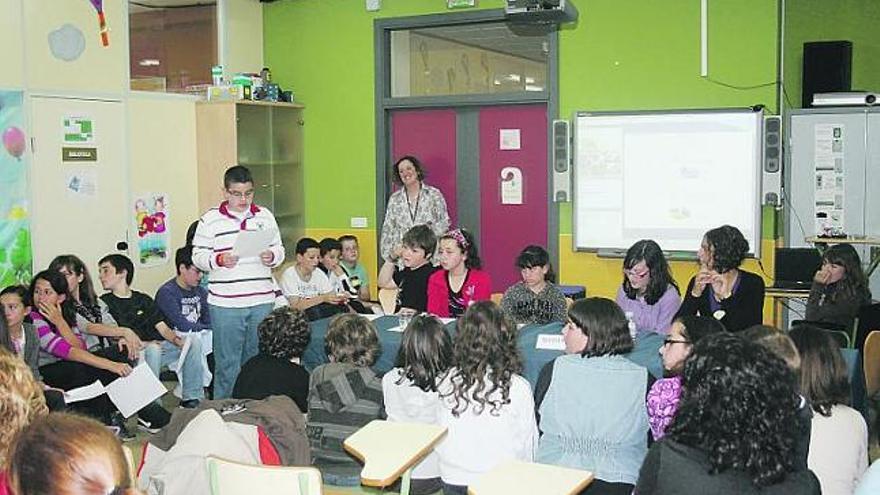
[386,325,405,333]
[232,228,277,259]
[536,334,566,351]
[63,380,106,404]
[105,363,167,418]
[500,129,521,150]
[362,313,383,321]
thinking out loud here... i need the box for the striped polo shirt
[192,201,285,308]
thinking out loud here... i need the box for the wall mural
[0,91,33,286]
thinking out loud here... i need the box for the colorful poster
[134,193,169,267]
[0,91,33,286]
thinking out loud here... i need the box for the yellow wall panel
[24,0,126,94]
[128,96,199,295]
[0,0,24,88]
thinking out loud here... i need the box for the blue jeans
[142,338,205,401]
[208,303,273,399]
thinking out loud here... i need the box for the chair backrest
[378,288,399,315]
[206,456,322,495]
[490,292,503,305]
[864,331,880,398]
[855,302,880,351]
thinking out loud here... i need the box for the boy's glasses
[227,189,254,198]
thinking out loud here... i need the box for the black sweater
[676,270,765,332]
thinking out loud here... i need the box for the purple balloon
[2,126,26,159]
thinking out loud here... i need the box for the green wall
[783,0,880,110]
[264,0,779,232]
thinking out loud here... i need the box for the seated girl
[676,225,765,332]
[308,314,384,486]
[49,255,143,360]
[0,347,48,495]
[233,307,311,412]
[500,245,567,325]
[790,324,868,495]
[28,270,132,428]
[615,239,680,335]
[805,243,871,332]
[436,301,537,495]
[646,315,723,440]
[382,314,453,495]
[427,228,491,318]
[636,333,820,494]
[7,413,139,495]
[535,298,650,495]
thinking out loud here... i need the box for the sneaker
[179,399,201,409]
[137,402,171,434]
[108,413,136,442]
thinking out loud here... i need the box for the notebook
[773,248,822,289]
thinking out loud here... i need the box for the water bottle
[625,311,637,342]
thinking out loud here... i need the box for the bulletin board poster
[813,124,846,236]
[134,193,169,267]
[0,91,33,286]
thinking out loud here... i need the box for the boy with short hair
[318,238,370,314]
[377,224,439,313]
[98,254,205,410]
[191,165,284,399]
[281,238,346,319]
[339,235,371,300]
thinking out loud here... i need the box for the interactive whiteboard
[573,109,763,256]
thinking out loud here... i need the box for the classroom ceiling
[412,23,549,63]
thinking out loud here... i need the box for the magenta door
[390,109,458,225]
[479,105,548,291]
[389,105,548,293]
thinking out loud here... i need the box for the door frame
[374,9,560,267]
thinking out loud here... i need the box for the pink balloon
[2,126,26,159]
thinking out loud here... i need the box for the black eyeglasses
[663,338,691,346]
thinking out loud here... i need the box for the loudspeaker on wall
[762,115,782,206]
[552,119,571,202]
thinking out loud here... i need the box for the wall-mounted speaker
[551,119,571,202]
[762,115,782,206]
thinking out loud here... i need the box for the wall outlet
[365,0,380,12]
[351,217,368,228]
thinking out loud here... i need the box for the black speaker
[802,40,852,107]
[762,115,782,206]
[551,120,570,202]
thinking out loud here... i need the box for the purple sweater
[615,284,681,336]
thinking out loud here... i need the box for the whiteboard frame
[571,108,764,259]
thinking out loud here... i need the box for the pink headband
[446,229,469,250]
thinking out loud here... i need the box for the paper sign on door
[501,166,523,205]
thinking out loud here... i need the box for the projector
[812,92,878,107]
[505,0,578,24]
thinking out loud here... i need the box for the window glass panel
[129,2,216,93]
[390,22,549,98]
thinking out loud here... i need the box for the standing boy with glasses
[191,165,285,398]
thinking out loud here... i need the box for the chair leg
[399,467,413,495]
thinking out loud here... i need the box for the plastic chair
[206,456,322,495]
[864,331,880,399]
[378,288,399,315]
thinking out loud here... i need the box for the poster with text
[0,91,33,286]
[134,193,169,267]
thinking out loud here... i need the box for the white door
[29,96,128,277]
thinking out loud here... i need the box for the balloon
[2,126,26,159]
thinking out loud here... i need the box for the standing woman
[805,243,871,331]
[615,240,681,336]
[676,225,765,332]
[380,156,451,262]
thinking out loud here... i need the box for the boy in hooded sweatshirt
[307,314,384,485]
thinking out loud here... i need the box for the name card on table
[536,334,565,351]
